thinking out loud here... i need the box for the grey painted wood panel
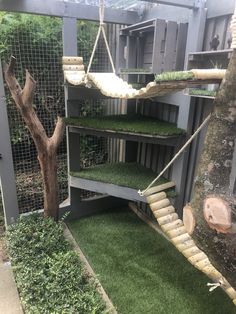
[163,21,178,71]
[206,0,235,19]
[175,23,188,70]
[203,18,215,51]
[0,0,139,24]
[69,126,183,146]
[127,36,137,68]
[214,16,229,50]
[152,19,167,73]
[224,17,233,50]
[70,176,147,203]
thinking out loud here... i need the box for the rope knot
[207,279,223,292]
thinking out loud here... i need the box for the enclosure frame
[0,0,234,223]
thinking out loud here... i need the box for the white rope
[101,26,116,73]
[207,280,223,292]
[138,114,211,196]
[87,0,116,74]
[87,26,102,73]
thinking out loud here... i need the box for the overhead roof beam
[0,0,140,25]
[140,0,198,10]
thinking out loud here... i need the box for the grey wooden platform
[68,125,184,147]
[70,175,147,203]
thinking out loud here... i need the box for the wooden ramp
[145,184,236,305]
[63,56,226,99]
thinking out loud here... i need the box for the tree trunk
[4,56,65,221]
[190,50,236,289]
[38,150,59,221]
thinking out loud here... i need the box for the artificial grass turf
[155,71,194,82]
[188,88,217,97]
[64,114,185,137]
[68,208,236,314]
[71,162,176,197]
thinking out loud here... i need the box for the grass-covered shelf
[70,162,176,203]
[187,88,217,99]
[65,115,185,147]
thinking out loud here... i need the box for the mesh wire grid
[1,14,66,213]
[0,13,124,211]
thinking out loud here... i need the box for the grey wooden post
[171,0,207,212]
[0,62,19,225]
[62,17,78,212]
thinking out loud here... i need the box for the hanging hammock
[63,0,225,99]
[63,56,225,99]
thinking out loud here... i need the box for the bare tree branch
[22,70,36,106]
[50,117,65,151]
[4,56,65,220]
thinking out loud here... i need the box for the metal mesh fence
[1,14,67,213]
[0,13,123,212]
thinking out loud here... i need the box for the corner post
[171,0,207,213]
[62,17,78,214]
[0,62,19,225]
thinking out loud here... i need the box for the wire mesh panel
[0,14,67,213]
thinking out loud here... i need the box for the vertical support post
[0,62,19,225]
[172,0,207,214]
[62,17,78,57]
[62,17,78,210]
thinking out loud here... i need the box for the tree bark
[4,56,65,221]
[190,50,236,289]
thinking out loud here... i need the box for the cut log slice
[171,233,192,245]
[226,287,236,300]
[203,196,232,233]
[144,182,176,197]
[176,240,196,252]
[167,226,187,238]
[62,56,83,65]
[153,205,175,218]
[161,219,184,232]
[150,199,171,212]
[182,246,202,258]
[195,258,211,270]
[183,204,196,235]
[201,265,222,280]
[146,192,167,204]
[188,252,208,264]
[157,213,179,225]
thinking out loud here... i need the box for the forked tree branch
[50,117,65,151]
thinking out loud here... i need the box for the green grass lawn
[68,208,235,314]
[65,115,185,137]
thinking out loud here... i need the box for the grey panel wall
[203,15,232,51]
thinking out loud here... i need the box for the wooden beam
[0,0,140,25]
[140,0,198,9]
[206,0,235,19]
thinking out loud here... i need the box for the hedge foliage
[7,215,106,314]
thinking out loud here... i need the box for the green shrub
[7,215,106,314]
